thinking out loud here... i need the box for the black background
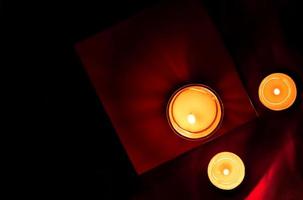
[4,0,302,198]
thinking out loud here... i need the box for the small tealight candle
[208,152,245,190]
[258,73,297,111]
[167,84,223,140]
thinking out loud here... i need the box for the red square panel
[75,0,256,174]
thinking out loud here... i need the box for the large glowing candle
[167,84,223,140]
[208,152,245,190]
[258,73,297,111]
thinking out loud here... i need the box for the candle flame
[187,114,196,124]
[223,168,230,176]
[273,88,280,95]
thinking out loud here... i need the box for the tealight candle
[258,73,297,111]
[167,84,223,140]
[208,152,245,190]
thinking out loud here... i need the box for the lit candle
[258,73,297,111]
[208,152,245,190]
[167,84,223,140]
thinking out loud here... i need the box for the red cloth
[133,114,303,200]
[214,0,303,115]
[75,0,303,199]
[75,0,256,174]
[131,0,303,199]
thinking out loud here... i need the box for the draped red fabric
[132,113,303,199]
[75,0,303,199]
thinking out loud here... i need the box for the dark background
[5,0,302,198]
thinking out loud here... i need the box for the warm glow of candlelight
[273,88,280,95]
[167,84,223,140]
[208,152,245,190]
[259,73,297,111]
[187,114,196,124]
[223,168,230,176]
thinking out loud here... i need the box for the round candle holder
[167,84,223,140]
[258,73,297,111]
[208,152,245,190]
